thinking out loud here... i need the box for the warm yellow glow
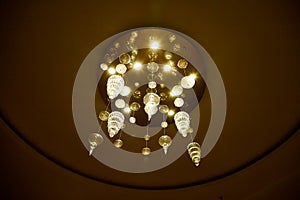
[167,110,175,116]
[163,64,172,72]
[189,74,197,80]
[133,62,142,70]
[150,40,160,49]
[108,67,116,74]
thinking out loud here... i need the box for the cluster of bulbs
[88,34,201,166]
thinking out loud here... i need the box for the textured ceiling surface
[0,0,299,199]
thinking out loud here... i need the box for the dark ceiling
[0,0,299,199]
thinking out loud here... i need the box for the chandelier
[85,28,207,167]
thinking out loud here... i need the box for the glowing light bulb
[133,62,142,70]
[108,67,116,75]
[163,64,172,72]
[150,40,160,49]
[168,110,175,116]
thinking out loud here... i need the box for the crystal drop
[130,102,141,111]
[161,121,168,128]
[100,63,108,70]
[160,93,168,101]
[146,88,157,94]
[134,82,140,87]
[131,31,138,38]
[129,116,136,123]
[98,111,109,121]
[147,73,158,81]
[188,127,194,133]
[115,99,126,109]
[114,42,120,49]
[116,64,127,74]
[148,81,157,89]
[159,105,169,114]
[181,76,195,89]
[174,97,184,107]
[144,134,150,141]
[173,43,181,52]
[119,53,131,64]
[133,90,141,98]
[148,51,158,61]
[169,35,176,43]
[114,139,123,148]
[142,147,151,155]
[147,62,159,73]
[164,51,172,59]
[177,59,188,69]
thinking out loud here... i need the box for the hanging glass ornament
[174,111,190,137]
[187,142,201,166]
[142,147,151,155]
[177,59,188,69]
[107,75,125,99]
[107,111,125,138]
[114,139,123,148]
[158,135,172,154]
[181,75,196,89]
[147,62,159,73]
[88,133,103,156]
[116,64,127,74]
[119,53,131,64]
[98,110,109,121]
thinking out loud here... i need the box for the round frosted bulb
[120,86,131,96]
[148,81,157,89]
[174,97,184,107]
[100,63,108,70]
[181,76,196,89]
[171,85,183,96]
[129,117,136,123]
[115,99,126,109]
[116,64,127,74]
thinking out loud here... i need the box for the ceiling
[0,0,299,199]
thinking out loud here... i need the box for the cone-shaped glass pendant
[107,111,125,138]
[88,133,103,156]
[187,142,201,166]
[107,75,125,99]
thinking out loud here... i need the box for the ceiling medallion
[72,27,227,173]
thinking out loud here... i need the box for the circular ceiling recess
[72,27,227,175]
